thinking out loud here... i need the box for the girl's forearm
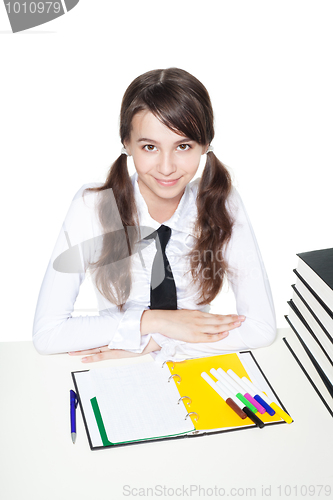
[140,309,163,336]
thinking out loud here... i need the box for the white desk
[1,328,332,500]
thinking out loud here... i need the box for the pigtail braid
[84,154,139,311]
[189,152,234,305]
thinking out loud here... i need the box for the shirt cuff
[108,308,148,350]
[150,333,189,364]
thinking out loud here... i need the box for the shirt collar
[131,171,198,237]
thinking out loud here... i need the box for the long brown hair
[85,68,234,310]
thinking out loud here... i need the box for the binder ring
[168,374,181,384]
[178,396,192,406]
[162,360,175,370]
[185,412,199,421]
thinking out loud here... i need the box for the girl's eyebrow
[137,137,193,145]
[137,138,157,144]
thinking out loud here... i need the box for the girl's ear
[204,144,214,155]
[202,144,210,155]
[121,142,131,156]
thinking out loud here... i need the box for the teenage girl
[33,68,276,363]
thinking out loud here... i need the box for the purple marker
[226,369,266,414]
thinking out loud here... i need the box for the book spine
[283,336,333,417]
[285,315,333,398]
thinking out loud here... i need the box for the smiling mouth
[154,177,181,186]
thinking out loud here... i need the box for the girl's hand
[68,337,161,363]
[141,309,246,344]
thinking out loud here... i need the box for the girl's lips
[154,177,180,186]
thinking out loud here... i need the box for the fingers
[197,331,230,343]
[194,315,245,335]
[81,348,146,363]
[204,313,245,324]
[193,312,246,342]
[68,339,162,363]
[81,351,115,363]
[69,347,108,356]
[81,352,106,363]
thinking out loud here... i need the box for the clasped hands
[68,309,246,363]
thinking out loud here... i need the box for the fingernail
[239,315,246,320]
[82,357,88,363]
[234,321,241,326]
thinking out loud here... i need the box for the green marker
[235,392,258,413]
[211,368,257,414]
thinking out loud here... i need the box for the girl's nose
[156,153,177,176]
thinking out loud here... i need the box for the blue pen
[70,390,78,444]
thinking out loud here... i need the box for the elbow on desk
[32,327,62,355]
[32,316,71,355]
[244,322,277,350]
[33,332,52,355]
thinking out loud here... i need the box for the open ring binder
[168,374,181,383]
[162,360,175,370]
[178,396,192,405]
[185,412,199,421]
[72,352,291,450]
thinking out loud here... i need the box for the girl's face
[125,110,208,207]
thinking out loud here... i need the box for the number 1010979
[5,2,61,14]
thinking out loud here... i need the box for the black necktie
[144,225,177,310]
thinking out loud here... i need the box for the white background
[0,1,332,342]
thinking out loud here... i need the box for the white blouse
[32,172,276,362]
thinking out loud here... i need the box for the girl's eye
[143,144,191,152]
[143,145,157,152]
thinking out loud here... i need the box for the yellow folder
[166,353,283,430]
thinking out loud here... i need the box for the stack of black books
[284,248,333,416]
